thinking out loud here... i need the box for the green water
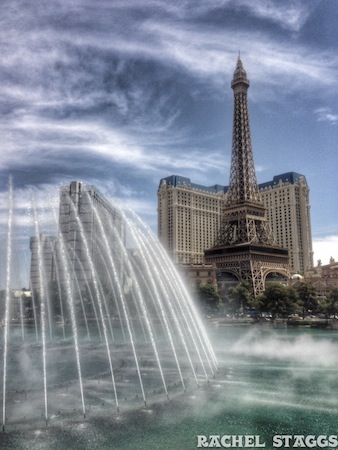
[2,325,338,449]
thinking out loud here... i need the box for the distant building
[305,261,338,298]
[180,263,217,293]
[29,181,125,292]
[0,289,32,321]
[158,175,226,266]
[158,172,313,275]
[58,181,125,288]
[30,235,58,292]
[259,173,313,275]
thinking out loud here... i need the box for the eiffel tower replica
[205,56,290,297]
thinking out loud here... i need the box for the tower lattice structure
[205,56,290,297]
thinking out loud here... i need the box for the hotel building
[158,172,313,275]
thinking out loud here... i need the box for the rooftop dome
[291,273,304,280]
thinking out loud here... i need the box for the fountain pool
[1,326,338,449]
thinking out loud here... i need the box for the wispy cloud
[314,107,338,125]
[2,1,336,108]
[0,109,228,186]
[140,21,338,96]
[235,0,312,32]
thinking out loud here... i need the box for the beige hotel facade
[158,172,313,275]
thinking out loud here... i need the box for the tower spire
[227,56,260,206]
[231,54,250,93]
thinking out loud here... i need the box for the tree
[227,282,252,314]
[321,286,338,319]
[295,283,318,319]
[197,283,222,313]
[253,282,299,319]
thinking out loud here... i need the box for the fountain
[3,180,337,450]
[0,180,218,433]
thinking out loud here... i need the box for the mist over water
[231,327,338,367]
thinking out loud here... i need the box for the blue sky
[0,0,337,285]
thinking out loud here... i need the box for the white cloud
[237,0,311,32]
[2,3,330,98]
[136,20,338,99]
[313,236,338,266]
[314,107,338,125]
[127,0,311,33]
[0,113,228,179]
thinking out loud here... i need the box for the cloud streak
[1,1,336,185]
